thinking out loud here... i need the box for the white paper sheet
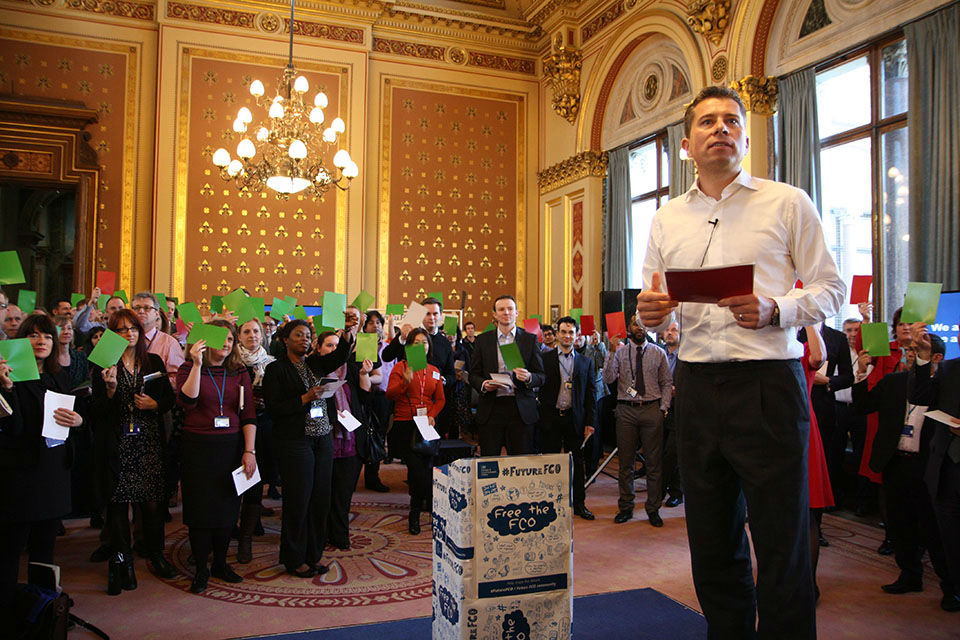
[232,464,262,496]
[319,378,346,399]
[413,415,441,441]
[337,409,362,432]
[42,391,75,441]
[399,301,428,330]
[488,373,514,389]
[924,410,960,427]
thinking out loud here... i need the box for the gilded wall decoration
[372,38,445,61]
[536,150,608,195]
[543,46,581,123]
[380,80,524,324]
[711,55,728,81]
[177,51,346,309]
[0,31,135,285]
[166,2,257,29]
[572,200,583,308]
[730,75,778,116]
[581,1,625,44]
[0,149,53,174]
[686,0,731,46]
[64,0,154,21]
[288,19,364,45]
[466,52,536,76]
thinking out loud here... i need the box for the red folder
[96,270,116,295]
[665,264,754,304]
[850,275,873,304]
[580,315,595,335]
[605,311,627,340]
[523,318,542,341]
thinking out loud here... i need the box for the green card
[87,328,130,369]
[210,295,223,314]
[483,322,495,333]
[385,303,405,316]
[235,298,257,326]
[351,290,375,313]
[901,282,942,324]
[0,250,26,285]
[0,338,40,382]
[443,315,459,335]
[17,289,37,315]
[98,295,108,312]
[405,343,428,371]
[356,332,378,362]
[114,290,128,304]
[248,297,265,322]
[322,291,347,330]
[178,301,204,325]
[270,297,291,319]
[283,295,297,308]
[569,308,583,322]
[293,306,308,321]
[187,323,229,350]
[531,314,542,322]
[70,293,85,307]
[222,288,247,313]
[155,292,168,311]
[312,316,335,336]
[499,341,525,370]
[861,322,891,357]
[427,291,443,305]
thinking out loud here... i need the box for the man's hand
[584,425,595,440]
[856,350,872,375]
[858,302,873,322]
[482,379,508,393]
[717,294,776,329]
[635,273,678,328]
[0,358,13,391]
[512,368,530,383]
[399,323,414,341]
[609,338,623,353]
[813,372,830,386]
[909,323,931,361]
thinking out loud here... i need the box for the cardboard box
[432,454,573,640]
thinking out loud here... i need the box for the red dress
[802,345,834,509]
[858,341,903,484]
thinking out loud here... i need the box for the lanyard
[406,364,428,413]
[627,343,639,381]
[558,351,574,380]
[206,367,227,416]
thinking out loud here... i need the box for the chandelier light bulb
[236,138,256,158]
[237,107,253,123]
[314,92,328,108]
[269,101,284,119]
[256,127,269,142]
[331,117,346,134]
[288,139,308,159]
[322,128,336,143]
[333,149,350,168]
[294,76,309,93]
[227,159,243,176]
[309,107,324,124]
[343,160,359,179]
[233,118,247,133]
[315,167,330,183]
[212,148,231,167]
[249,80,265,97]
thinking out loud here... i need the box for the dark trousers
[0,518,58,618]
[837,402,874,510]
[364,391,391,484]
[614,401,663,514]
[675,359,815,640]
[662,410,682,499]
[328,455,362,547]
[276,434,333,570]
[883,454,951,590]
[933,458,960,593]
[403,452,434,511]
[540,409,587,506]
[105,501,165,555]
[478,396,534,456]
[188,526,231,571]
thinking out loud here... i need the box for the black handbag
[356,405,387,463]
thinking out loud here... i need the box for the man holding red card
[635,86,844,639]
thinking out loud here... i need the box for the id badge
[564,381,573,390]
[213,416,230,428]
[309,402,324,419]
[626,386,638,398]
[432,370,441,381]
[901,424,914,437]
[126,421,140,436]
[416,407,428,417]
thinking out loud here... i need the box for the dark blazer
[919,358,960,497]
[539,349,598,431]
[854,367,936,475]
[469,327,545,425]
[381,329,456,385]
[262,339,349,441]
[800,325,853,421]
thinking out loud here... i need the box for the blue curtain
[777,68,822,210]
[906,5,960,288]
[603,147,631,290]
[667,122,695,198]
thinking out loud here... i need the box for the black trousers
[276,434,333,570]
[364,390,391,484]
[933,457,960,593]
[0,518,58,618]
[883,454,951,589]
[328,455,361,547]
[662,409,683,499]
[540,409,587,506]
[478,396,534,456]
[105,501,165,555]
[675,359,815,640]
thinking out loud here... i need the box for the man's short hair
[683,85,747,136]
[464,321,475,329]
[421,296,443,310]
[540,324,554,334]
[492,294,516,311]
[133,291,160,309]
[51,297,70,310]
[842,318,861,325]
[930,334,946,356]
[556,316,579,332]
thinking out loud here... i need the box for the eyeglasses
[132,305,157,312]
[0,302,7,309]
[115,326,139,334]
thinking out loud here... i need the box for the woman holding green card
[386,327,445,535]
[0,314,84,621]
[177,319,257,593]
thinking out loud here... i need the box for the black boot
[408,510,421,535]
[149,552,177,579]
[237,504,261,564]
[122,556,137,591]
[107,552,125,595]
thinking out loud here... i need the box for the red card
[850,275,873,304]
[854,325,863,354]
[523,318,542,341]
[795,279,803,289]
[580,315,595,335]
[605,311,627,340]
[96,270,116,295]
[665,264,754,303]
[175,317,188,338]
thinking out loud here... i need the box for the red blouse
[176,363,257,435]
[386,362,445,421]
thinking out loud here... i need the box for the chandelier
[211,0,357,197]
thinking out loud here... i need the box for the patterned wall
[0,30,135,286]
[379,80,525,325]
[179,51,347,309]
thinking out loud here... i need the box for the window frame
[626,130,669,288]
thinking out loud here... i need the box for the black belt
[617,398,659,407]
[895,450,919,459]
[548,407,573,417]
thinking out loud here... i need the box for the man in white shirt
[636,86,844,639]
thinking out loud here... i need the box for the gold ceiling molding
[63,0,155,21]
[537,149,607,194]
[378,3,541,47]
[525,0,578,27]
[543,45,581,122]
[730,75,777,116]
[686,0,731,46]
[581,0,625,44]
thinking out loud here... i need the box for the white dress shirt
[640,170,845,363]
[495,325,517,397]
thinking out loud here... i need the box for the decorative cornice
[686,0,731,46]
[466,50,536,75]
[581,0,624,44]
[64,0,155,21]
[543,45,581,122]
[525,0,578,27]
[378,4,541,45]
[166,1,255,29]
[288,17,364,44]
[537,150,608,194]
[372,36,444,60]
[730,75,777,116]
